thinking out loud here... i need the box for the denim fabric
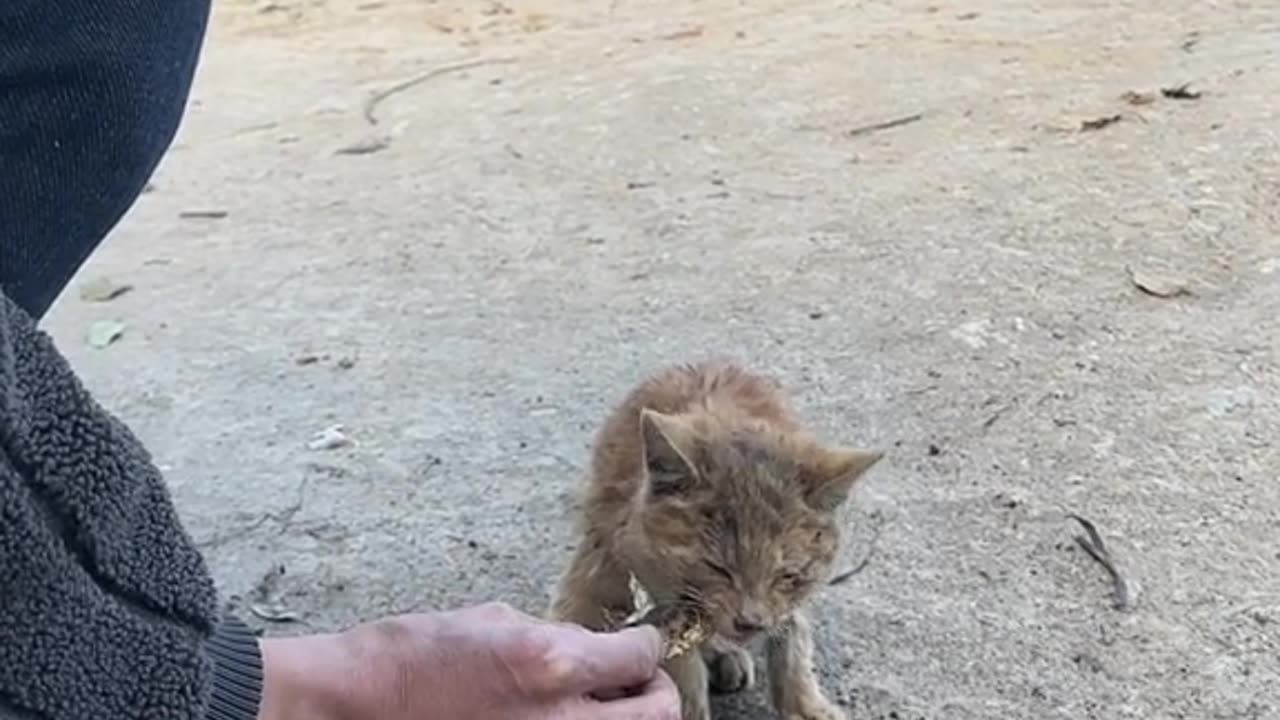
[0,0,212,321]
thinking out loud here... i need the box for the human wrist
[257,634,355,720]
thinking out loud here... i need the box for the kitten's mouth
[717,623,765,644]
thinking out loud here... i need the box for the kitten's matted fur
[549,362,882,720]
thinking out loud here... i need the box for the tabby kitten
[549,362,882,720]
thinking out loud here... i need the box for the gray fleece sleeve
[0,293,262,720]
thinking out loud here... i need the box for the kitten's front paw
[784,696,847,720]
[705,644,754,694]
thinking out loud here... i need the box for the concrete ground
[45,0,1279,717]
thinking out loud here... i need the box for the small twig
[846,113,925,138]
[1080,115,1122,132]
[1161,83,1203,100]
[363,57,518,125]
[829,514,885,585]
[1069,513,1136,611]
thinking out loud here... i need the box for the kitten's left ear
[803,447,883,512]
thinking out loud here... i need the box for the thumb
[566,625,665,693]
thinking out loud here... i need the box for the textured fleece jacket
[0,292,262,720]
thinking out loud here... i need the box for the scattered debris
[363,56,519,125]
[307,424,352,450]
[1069,513,1136,611]
[808,310,826,320]
[956,11,980,20]
[660,26,704,41]
[1126,265,1191,298]
[79,277,133,303]
[336,356,357,370]
[1120,90,1156,106]
[87,320,126,348]
[179,210,229,219]
[249,602,302,623]
[295,354,322,366]
[248,563,303,623]
[626,180,656,190]
[335,134,391,155]
[847,112,925,138]
[1080,115,1122,132]
[1161,83,1202,100]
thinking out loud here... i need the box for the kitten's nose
[733,615,766,636]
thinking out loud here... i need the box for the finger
[559,625,665,693]
[587,668,680,720]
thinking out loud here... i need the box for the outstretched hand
[258,602,679,720]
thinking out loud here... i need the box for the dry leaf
[80,277,133,302]
[609,575,710,659]
[87,320,126,348]
[1127,266,1191,298]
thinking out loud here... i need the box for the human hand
[257,602,679,720]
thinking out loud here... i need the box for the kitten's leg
[765,611,845,720]
[665,649,712,720]
[702,634,755,694]
[547,535,633,630]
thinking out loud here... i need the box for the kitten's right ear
[639,409,700,497]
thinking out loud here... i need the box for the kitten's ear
[639,409,700,497]
[803,447,883,512]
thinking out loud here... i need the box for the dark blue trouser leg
[0,0,212,321]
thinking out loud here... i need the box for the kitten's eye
[777,572,805,589]
[705,560,734,581]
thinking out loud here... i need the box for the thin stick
[1069,513,1135,611]
[363,57,519,125]
[846,113,925,138]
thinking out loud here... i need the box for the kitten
[549,361,882,720]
